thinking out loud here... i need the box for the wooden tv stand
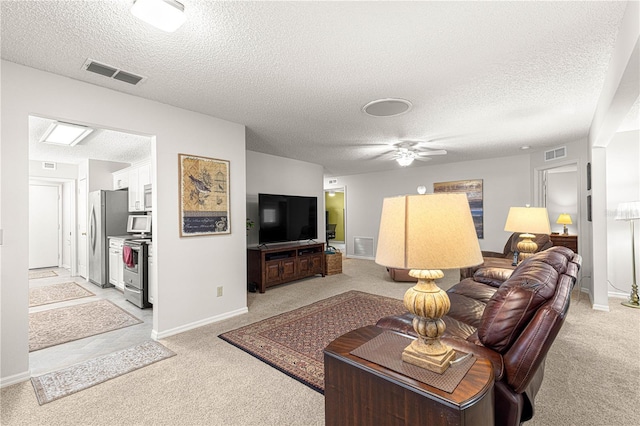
[247,242,325,293]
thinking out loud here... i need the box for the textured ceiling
[1,0,635,176]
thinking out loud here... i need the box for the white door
[78,178,87,278]
[29,184,60,269]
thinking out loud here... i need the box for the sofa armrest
[482,250,507,258]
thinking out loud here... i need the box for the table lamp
[504,206,551,262]
[375,193,482,373]
[615,201,640,309]
[556,213,572,235]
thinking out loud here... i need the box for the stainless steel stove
[123,238,152,308]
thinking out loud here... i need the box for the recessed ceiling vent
[544,146,567,161]
[82,59,146,85]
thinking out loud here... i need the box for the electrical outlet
[217,286,223,297]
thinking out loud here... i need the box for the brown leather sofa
[376,246,581,426]
[460,232,553,280]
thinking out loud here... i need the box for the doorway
[27,115,154,376]
[325,187,346,253]
[544,164,579,235]
[29,183,61,269]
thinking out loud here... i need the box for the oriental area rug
[218,290,406,393]
[31,341,176,405]
[29,300,142,352]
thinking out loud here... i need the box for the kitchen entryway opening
[28,114,155,375]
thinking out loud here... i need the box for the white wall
[246,151,325,246]
[87,159,131,191]
[325,154,531,258]
[29,160,78,179]
[607,130,640,297]
[588,0,639,310]
[1,61,247,386]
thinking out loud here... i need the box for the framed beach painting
[434,179,484,239]
[179,153,230,236]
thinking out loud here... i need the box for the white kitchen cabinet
[113,170,129,190]
[108,238,125,290]
[128,162,151,212]
[148,242,155,304]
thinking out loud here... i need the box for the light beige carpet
[28,269,57,280]
[29,300,142,352]
[1,260,638,425]
[29,282,94,307]
[31,341,176,405]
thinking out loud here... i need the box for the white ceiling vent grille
[83,59,146,86]
[353,236,374,258]
[42,161,57,170]
[544,146,567,161]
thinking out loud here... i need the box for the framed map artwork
[179,153,230,236]
[434,179,484,239]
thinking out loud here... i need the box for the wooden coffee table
[324,325,494,426]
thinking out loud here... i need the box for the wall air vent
[82,59,146,86]
[544,146,567,161]
[353,236,374,258]
[42,161,57,170]
[328,179,338,184]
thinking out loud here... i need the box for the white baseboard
[592,303,610,312]
[151,307,248,340]
[0,370,31,388]
[347,255,375,261]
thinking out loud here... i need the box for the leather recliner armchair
[376,246,581,426]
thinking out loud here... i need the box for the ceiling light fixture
[39,122,94,146]
[362,98,413,117]
[131,0,186,32]
[396,149,416,167]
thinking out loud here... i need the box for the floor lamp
[615,201,640,309]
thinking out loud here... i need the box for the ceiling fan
[384,141,447,166]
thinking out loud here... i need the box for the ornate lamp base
[516,233,538,262]
[402,269,455,374]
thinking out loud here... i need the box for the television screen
[259,194,318,244]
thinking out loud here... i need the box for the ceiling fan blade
[417,149,447,156]
[415,156,432,162]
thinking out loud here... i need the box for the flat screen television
[259,193,318,244]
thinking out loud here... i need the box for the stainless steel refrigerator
[88,190,129,287]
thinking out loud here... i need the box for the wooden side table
[550,234,578,253]
[324,326,494,426]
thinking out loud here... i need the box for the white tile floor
[28,267,153,376]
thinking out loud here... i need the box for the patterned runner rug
[29,269,58,280]
[219,290,405,393]
[29,300,142,352]
[29,282,95,307]
[31,341,176,405]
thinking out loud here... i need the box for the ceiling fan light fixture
[396,150,416,167]
[39,121,94,146]
[363,98,413,117]
[131,0,186,32]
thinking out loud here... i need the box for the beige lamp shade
[556,213,573,225]
[375,193,483,270]
[504,206,551,234]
